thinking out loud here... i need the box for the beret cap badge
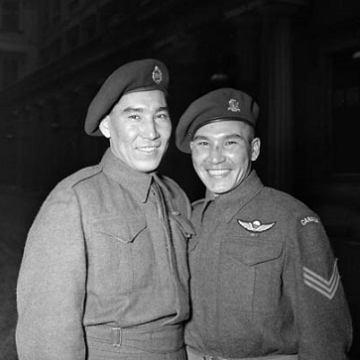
[228,99,241,112]
[175,88,259,154]
[84,59,169,136]
[152,66,163,84]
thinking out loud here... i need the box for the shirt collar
[204,170,264,223]
[100,148,153,203]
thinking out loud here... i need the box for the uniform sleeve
[285,213,352,360]
[16,188,86,360]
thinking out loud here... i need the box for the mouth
[137,145,161,154]
[207,169,231,177]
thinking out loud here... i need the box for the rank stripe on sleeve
[303,260,340,300]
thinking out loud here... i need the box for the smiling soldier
[176,88,352,360]
[16,59,194,360]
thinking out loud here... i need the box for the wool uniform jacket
[185,170,352,360]
[16,148,194,360]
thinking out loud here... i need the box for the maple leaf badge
[237,219,276,233]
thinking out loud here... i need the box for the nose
[142,118,159,139]
[209,145,225,164]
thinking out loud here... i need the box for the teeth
[139,146,157,152]
[208,169,230,176]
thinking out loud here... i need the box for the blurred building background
[0,0,359,358]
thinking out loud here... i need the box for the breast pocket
[88,216,153,295]
[221,237,283,313]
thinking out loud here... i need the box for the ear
[190,141,194,151]
[251,137,261,161]
[99,116,111,138]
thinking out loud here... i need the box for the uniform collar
[205,170,264,223]
[198,190,216,219]
[100,148,153,203]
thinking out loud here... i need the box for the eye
[224,139,240,146]
[196,140,210,147]
[128,114,141,120]
[156,112,170,120]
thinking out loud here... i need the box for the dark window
[49,39,62,62]
[99,1,118,31]
[82,14,97,42]
[40,46,50,65]
[66,26,80,50]
[52,0,61,24]
[68,0,79,13]
[2,1,20,31]
[332,49,360,174]
[54,0,61,13]
[2,57,19,88]
[40,2,50,29]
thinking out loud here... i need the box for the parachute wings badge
[237,219,276,233]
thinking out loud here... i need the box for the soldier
[16,59,194,360]
[176,88,352,360]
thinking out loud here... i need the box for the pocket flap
[225,239,282,266]
[94,216,147,244]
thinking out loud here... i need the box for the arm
[286,213,352,360]
[16,188,86,360]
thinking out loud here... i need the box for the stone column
[257,3,302,193]
[2,109,18,187]
[16,104,42,190]
[56,91,81,178]
[43,96,61,188]
[16,107,29,190]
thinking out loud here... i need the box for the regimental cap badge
[228,98,241,112]
[152,65,163,84]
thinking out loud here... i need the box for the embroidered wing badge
[237,219,275,233]
[303,260,340,300]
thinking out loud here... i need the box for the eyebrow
[123,107,143,113]
[123,106,169,113]
[193,133,243,141]
[157,106,169,112]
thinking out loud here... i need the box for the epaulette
[265,187,313,222]
[52,164,103,193]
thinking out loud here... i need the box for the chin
[208,184,233,195]
[213,189,231,195]
[135,161,161,173]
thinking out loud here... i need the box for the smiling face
[99,90,172,173]
[190,120,260,196]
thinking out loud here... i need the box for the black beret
[175,88,260,153]
[85,59,169,136]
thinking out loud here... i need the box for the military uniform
[16,59,195,360]
[16,148,194,359]
[175,88,352,360]
[185,170,352,359]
